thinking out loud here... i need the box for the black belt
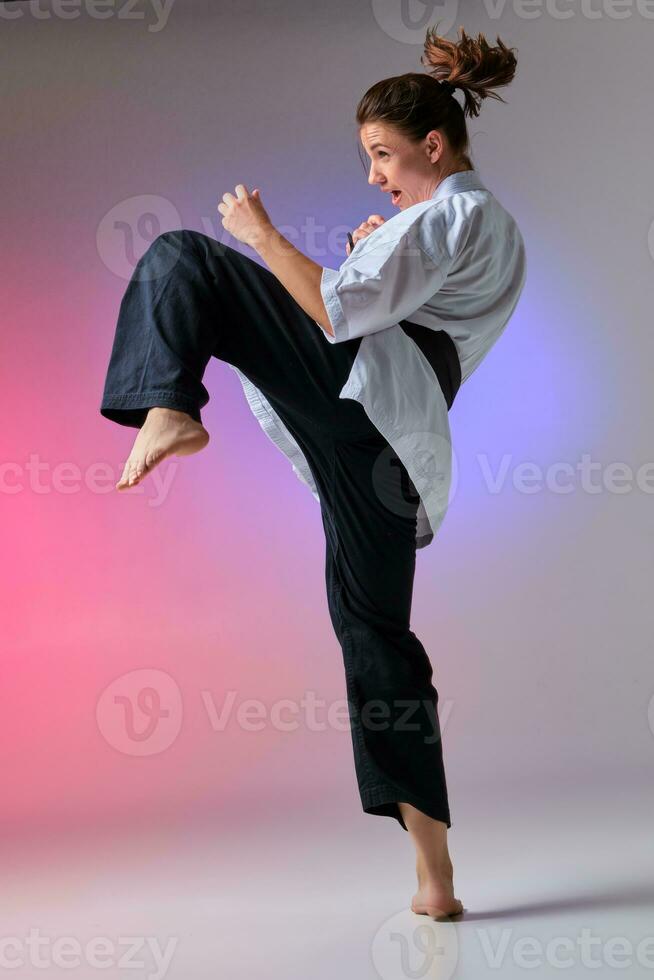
[399,319,462,410]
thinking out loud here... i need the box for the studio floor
[1,774,652,980]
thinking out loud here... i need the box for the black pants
[100,229,460,832]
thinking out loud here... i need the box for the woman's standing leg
[323,432,451,827]
[315,427,464,918]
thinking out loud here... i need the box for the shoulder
[419,189,525,258]
[409,195,484,262]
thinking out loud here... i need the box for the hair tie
[440,79,456,97]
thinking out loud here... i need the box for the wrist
[250,221,277,253]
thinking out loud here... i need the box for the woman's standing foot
[398,802,465,920]
[115,407,210,490]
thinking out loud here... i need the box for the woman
[99,25,525,921]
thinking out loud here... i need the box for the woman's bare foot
[116,407,210,490]
[398,802,465,921]
[412,852,464,921]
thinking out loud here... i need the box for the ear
[425,129,442,163]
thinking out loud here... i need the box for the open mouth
[391,190,402,204]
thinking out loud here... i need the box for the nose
[368,164,384,187]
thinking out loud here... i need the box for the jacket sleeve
[318,213,454,344]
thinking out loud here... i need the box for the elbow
[315,317,339,344]
[313,313,336,341]
[316,297,336,338]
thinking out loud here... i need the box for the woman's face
[360,121,445,211]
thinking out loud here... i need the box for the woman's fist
[346,214,386,255]
[217,184,272,248]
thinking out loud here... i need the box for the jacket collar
[430,168,487,202]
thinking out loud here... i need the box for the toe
[116,458,133,489]
[122,457,143,487]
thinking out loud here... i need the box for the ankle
[146,406,193,421]
[417,852,453,882]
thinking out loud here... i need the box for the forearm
[252,225,334,338]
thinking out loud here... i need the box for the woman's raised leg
[99,228,362,488]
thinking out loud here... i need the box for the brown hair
[356,23,518,171]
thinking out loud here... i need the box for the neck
[429,161,472,197]
[439,160,472,180]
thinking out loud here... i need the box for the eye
[377,151,388,158]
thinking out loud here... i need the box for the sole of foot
[115,408,210,491]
